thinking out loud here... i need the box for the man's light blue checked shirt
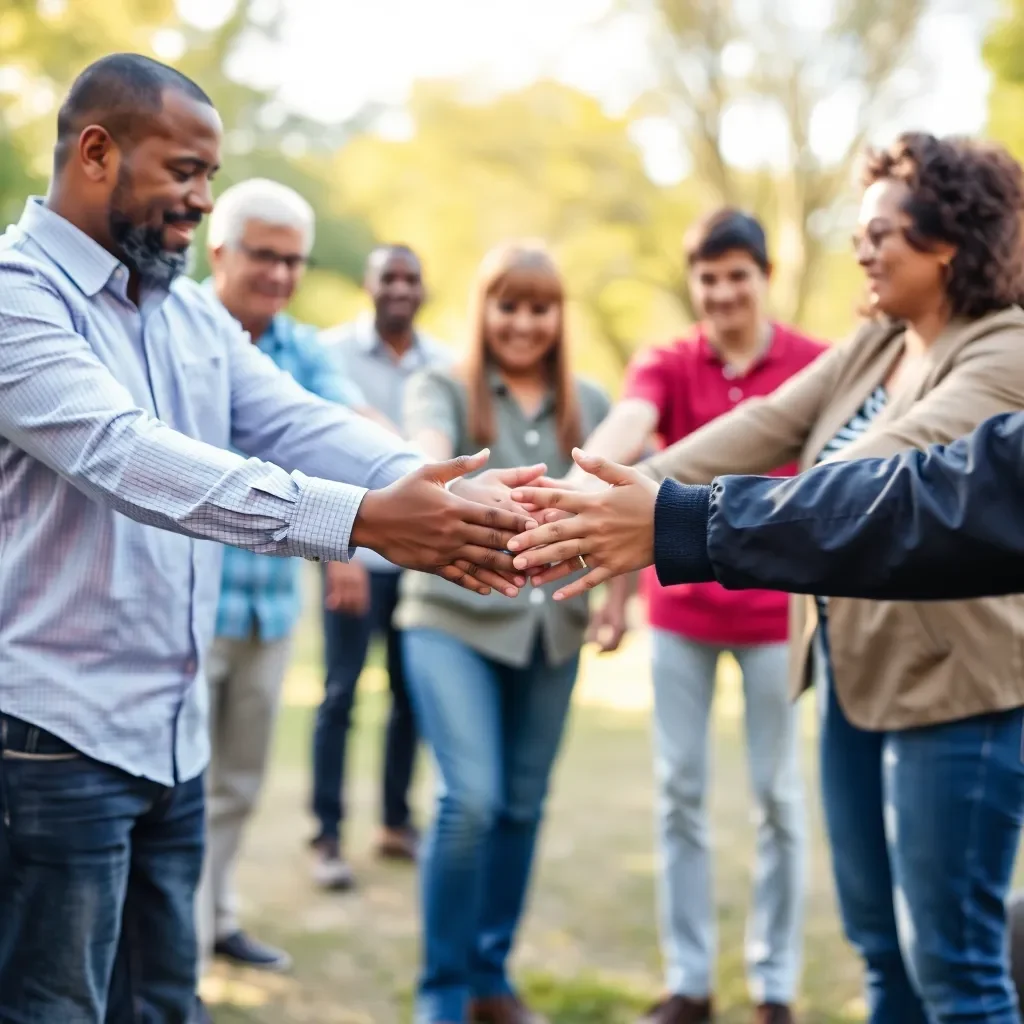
[211,300,365,644]
[0,198,422,785]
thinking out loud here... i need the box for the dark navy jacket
[654,411,1024,601]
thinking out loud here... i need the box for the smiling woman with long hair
[393,241,611,1024]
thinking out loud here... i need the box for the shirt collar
[355,313,426,360]
[698,322,780,370]
[16,197,123,297]
[200,276,290,350]
[486,364,556,415]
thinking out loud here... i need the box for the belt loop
[0,719,6,747]
[25,726,39,754]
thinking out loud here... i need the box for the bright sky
[176,0,997,184]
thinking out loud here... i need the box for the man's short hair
[366,243,421,274]
[208,178,316,252]
[55,53,212,170]
[684,209,770,273]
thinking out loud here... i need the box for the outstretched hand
[351,450,539,597]
[505,448,658,601]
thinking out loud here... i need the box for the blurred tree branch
[624,0,927,324]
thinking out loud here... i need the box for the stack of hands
[330,448,661,650]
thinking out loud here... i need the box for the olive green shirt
[394,367,611,667]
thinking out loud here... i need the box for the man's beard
[108,170,198,287]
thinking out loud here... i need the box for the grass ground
[200,580,883,1024]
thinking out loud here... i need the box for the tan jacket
[639,307,1024,730]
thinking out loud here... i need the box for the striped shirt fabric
[0,198,423,785]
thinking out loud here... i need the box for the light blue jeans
[650,629,805,1004]
[402,628,580,1024]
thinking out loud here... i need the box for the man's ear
[77,125,119,185]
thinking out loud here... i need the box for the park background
[4,1,1024,1020]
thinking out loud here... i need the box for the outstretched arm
[655,410,1024,600]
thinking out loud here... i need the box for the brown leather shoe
[636,994,713,1024]
[469,994,549,1024]
[753,1005,793,1024]
[376,825,419,861]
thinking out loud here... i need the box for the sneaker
[376,824,419,862]
[213,930,292,972]
[470,994,550,1023]
[310,835,356,890]
[753,1005,794,1024]
[636,994,714,1024]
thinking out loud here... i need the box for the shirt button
[529,588,546,606]
[524,429,540,447]
[184,658,197,675]
[728,386,743,402]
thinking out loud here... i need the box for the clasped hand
[349,448,657,600]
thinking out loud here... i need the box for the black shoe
[190,996,213,1024]
[213,930,292,972]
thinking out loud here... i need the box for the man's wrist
[350,488,383,551]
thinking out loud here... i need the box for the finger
[429,448,490,485]
[543,508,574,523]
[492,463,547,487]
[450,558,522,597]
[454,523,521,552]
[452,545,525,587]
[553,566,613,602]
[571,448,636,487]
[507,517,587,562]
[437,564,492,595]
[507,486,590,514]
[514,539,589,570]
[453,497,535,534]
[524,559,579,587]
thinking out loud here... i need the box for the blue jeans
[402,629,579,1024]
[313,570,417,839]
[820,674,1024,1023]
[0,714,204,1023]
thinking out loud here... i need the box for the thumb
[572,448,633,487]
[427,448,490,485]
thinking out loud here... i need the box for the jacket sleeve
[652,411,1024,600]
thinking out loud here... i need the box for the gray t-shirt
[393,366,611,667]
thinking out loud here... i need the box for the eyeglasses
[236,242,310,271]
[851,222,901,255]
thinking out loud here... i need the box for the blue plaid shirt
[214,304,365,642]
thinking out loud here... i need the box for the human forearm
[567,399,656,487]
[653,412,1024,599]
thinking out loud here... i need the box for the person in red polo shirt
[573,210,826,1024]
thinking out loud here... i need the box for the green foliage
[0,1,889,393]
[0,0,373,296]
[985,0,1024,160]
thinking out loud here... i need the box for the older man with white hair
[195,177,369,979]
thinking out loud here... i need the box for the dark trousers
[312,570,417,841]
[0,714,204,1023]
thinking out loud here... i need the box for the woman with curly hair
[514,132,1024,1023]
